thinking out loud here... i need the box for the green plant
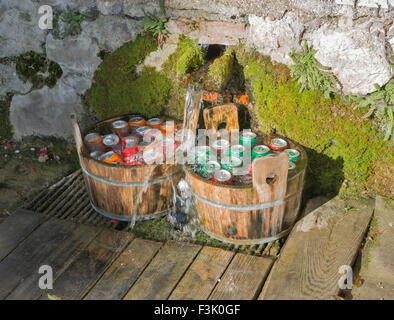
[53,6,99,39]
[15,51,63,89]
[353,80,394,141]
[142,0,168,45]
[289,41,339,99]
[86,34,172,119]
[208,49,235,90]
[234,45,392,198]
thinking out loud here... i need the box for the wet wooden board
[203,104,239,132]
[259,197,374,300]
[0,218,84,299]
[85,238,163,300]
[123,241,201,300]
[6,223,100,300]
[0,209,47,262]
[40,228,133,300]
[169,246,234,300]
[209,253,274,300]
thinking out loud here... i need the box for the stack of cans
[193,132,301,185]
[83,116,178,166]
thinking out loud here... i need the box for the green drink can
[288,162,296,171]
[252,145,271,159]
[201,160,221,175]
[194,145,211,164]
[284,149,300,162]
[240,131,257,147]
[221,156,243,170]
[230,144,245,158]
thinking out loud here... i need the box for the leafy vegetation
[52,6,99,39]
[86,33,172,119]
[208,49,235,90]
[289,41,339,99]
[142,0,168,47]
[235,45,392,198]
[352,80,394,141]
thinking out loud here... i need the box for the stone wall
[0,0,393,140]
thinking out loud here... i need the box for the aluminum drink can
[284,149,300,162]
[201,160,221,175]
[135,126,151,139]
[103,133,121,155]
[213,169,232,184]
[252,145,271,159]
[288,162,296,171]
[230,144,245,158]
[194,145,211,164]
[90,151,104,160]
[221,156,243,170]
[147,118,163,128]
[128,116,146,127]
[159,121,176,137]
[212,139,230,157]
[143,147,162,164]
[98,151,123,164]
[121,135,139,151]
[269,138,288,151]
[111,120,129,137]
[240,131,257,147]
[123,148,141,165]
[84,132,105,152]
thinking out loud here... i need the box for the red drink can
[122,135,139,151]
[268,138,288,151]
[213,169,232,184]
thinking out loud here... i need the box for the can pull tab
[252,152,289,204]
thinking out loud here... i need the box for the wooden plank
[169,246,234,300]
[209,252,273,300]
[352,196,394,300]
[0,209,47,262]
[85,238,163,300]
[0,218,84,299]
[40,228,133,300]
[6,223,100,300]
[123,240,201,300]
[203,104,239,132]
[259,197,374,300]
[252,152,289,237]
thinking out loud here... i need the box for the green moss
[159,36,206,120]
[234,45,392,198]
[163,36,205,76]
[0,94,13,139]
[86,33,172,119]
[208,49,235,90]
[15,51,62,89]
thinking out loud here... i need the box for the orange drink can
[128,116,146,127]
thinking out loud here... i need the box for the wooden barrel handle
[252,152,289,204]
[203,104,239,132]
[71,113,83,157]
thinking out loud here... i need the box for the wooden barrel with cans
[184,133,307,245]
[71,114,182,222]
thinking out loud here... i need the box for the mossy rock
[234,45,393,198]
[15,51,62,89]
[86,33,172,119]
[208,49,235,91]
[0,94,13,139]
[163,36,206,76]
[161,36,206,120]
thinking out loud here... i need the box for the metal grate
[22,170,283,256]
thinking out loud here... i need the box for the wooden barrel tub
[71,114,182,222]
[185,134,307,245]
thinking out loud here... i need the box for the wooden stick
[71,114,84,161]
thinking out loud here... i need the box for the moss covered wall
[234,46,393,198]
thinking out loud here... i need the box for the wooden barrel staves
[185,134,307,245]
[71,114,182,221]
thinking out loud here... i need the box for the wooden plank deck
[0,199,375,300]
